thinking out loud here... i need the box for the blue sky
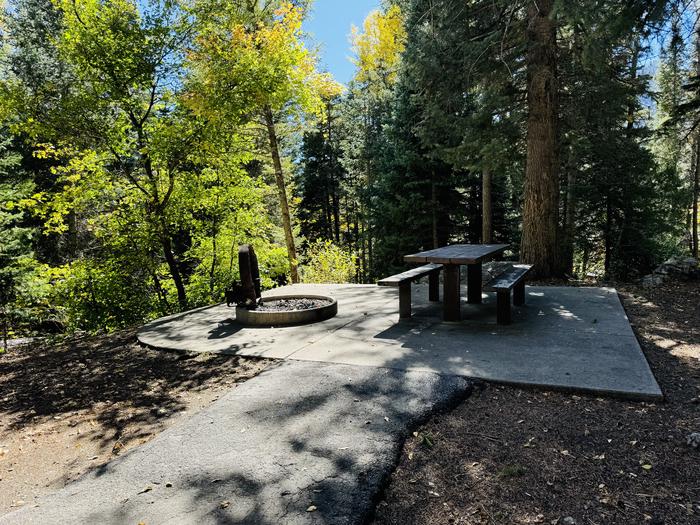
[303,0,380,85]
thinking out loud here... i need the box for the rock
[643,256,699,286]
[656,257,698,278]
[641,274,665,288]
[686,432,700,449]
[562,518,577,525]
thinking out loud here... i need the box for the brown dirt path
[0,330,269,514]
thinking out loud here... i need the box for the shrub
[301,240,355,284]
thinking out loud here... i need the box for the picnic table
[404,244,508,321]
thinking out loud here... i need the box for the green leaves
[185,2,338,124]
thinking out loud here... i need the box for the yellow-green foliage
[350,5,406,87]
[186,2,342,122]
[301,240,354,284]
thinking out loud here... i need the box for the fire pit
[235,294,337,327]
[227,245,338,327]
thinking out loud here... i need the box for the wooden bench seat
[378,263,443,319]
[484,264,533,324]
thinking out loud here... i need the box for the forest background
[0,0,698,341]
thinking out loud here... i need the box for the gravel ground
[0,330,269,514]
[373,280,700,525]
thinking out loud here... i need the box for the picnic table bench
[484,263,533,324]
[377,263,442,319]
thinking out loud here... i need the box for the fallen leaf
[641,464,652,470]
[306,505,317,512]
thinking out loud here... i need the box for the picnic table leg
[513,281,526,306]
[467,261,482,304]
[496,290,511,324]
[443,265,461,321]
[428,271,440,302]
[399,282,411,319]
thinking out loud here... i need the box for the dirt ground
[0,330,269,514]
[374,280,700,525]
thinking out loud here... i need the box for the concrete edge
[360,375,474,524]
[609,288,665,401]
[284,358,664,403]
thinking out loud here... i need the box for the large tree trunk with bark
[482,168,493,244]
[694,24,700,259]
[520,0,560,278]
[693,140,699,258]
[263,105,299,283]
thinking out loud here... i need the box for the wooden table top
[404,244,509,264]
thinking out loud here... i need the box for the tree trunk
[482,168,493,244]
[612,40,640,278]
[327,101,341,243]
[160,233,187,309]
[332,193,341,243]
[1,306,7,353]
[562,163,576,274]
[520,0,560,278]
[693,140,699,258]
[431,177,439,248]
[150,269,170,314]
[209,232,218,300]
[604,193,612,275]
[694,22,700,259]
[263,105,299,283]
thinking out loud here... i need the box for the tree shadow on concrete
[67,359,471,525]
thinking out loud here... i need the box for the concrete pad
[138,284,662,400]
[1,361,470,525]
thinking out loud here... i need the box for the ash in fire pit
[235,294,338,326]
[256,298,333,312]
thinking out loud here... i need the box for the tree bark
[693,139,699,258]
[694,21,700,259]
[520,0,560,278]
[332,192,341,243]
[263,105,299,283]
[160,232,187,309]
[327,101,341,243]
[431,176,439,248]
[1,306,7,353]
[562,162,576,274]
[482,168,493,244]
